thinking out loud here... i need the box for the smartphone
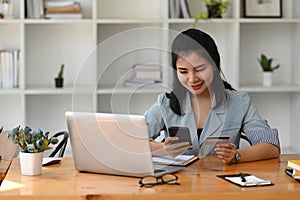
[168,126,192,145]
[205,136,230,145]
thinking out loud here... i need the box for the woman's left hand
[214,143,237,164]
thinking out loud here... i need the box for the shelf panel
[168,18,236,24]
[96,19,164,24]
[25,86,95,95]
[23,19,93,24]
[0,89,22,95]
[0,19,20,24]
[238,84,300,92]
[240,18,300,23]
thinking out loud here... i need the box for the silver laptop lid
[65,111,155,177]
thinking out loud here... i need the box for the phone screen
[168,126,192,145]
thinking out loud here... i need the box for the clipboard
[217,173,274,187]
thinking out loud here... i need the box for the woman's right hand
[150,137,193,157]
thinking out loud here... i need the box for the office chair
[240,134,252,148]
[48,131,69,157]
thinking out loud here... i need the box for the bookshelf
[0,0,299,156]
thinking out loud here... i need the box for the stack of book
[0,50,19,89]
[44,1,82,19]
[25,0,44,19]
[125,64,162,87]
[169,0,191,18]
[287,160,300,181]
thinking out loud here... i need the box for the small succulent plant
[258,54,280,72]
[57,64,64,79]
[7,126,59,153]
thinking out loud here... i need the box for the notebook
[65,111,184,178]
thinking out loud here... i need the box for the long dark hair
[168,28,234,115]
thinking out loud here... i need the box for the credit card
[205,136,230,144]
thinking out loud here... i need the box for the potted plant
[258,54,280,87]
[55,64,64,88]
[194,0,231,27]
[7,126,59,175]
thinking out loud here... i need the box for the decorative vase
[19,151,43,176]
[262,72,272,87]
[0,3,14,19]
[55,78,64,88]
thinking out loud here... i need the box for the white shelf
[0,89,22,95]
[239,84,300,93]
[23,19,93,24]
[0,19,20,24]
[96,19,165,24]
[25,86,95,95]
[239,18,300,23]
[1,0,300,156]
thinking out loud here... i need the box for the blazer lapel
[199,104,226,156]
[200,102,226,146]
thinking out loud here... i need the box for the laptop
[65,111,184,178]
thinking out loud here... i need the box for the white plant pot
[19,151,43,176]
[0,3,14,19]
[262,72,273,87]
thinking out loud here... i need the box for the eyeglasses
[139,173,180,187]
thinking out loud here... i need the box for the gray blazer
[144,90,280,156]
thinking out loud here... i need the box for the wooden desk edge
[0,193,300,200]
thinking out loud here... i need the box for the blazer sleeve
[144,93,167,139]
[241,92,280,148]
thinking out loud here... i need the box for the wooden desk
[0,131,19,182]
[0,154,299,200]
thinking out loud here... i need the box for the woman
[144,28,280,164]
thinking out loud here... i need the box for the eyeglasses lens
[139,176,158,187]
[162,174,179,184]
[139,174,179,187]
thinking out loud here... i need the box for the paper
[42,157,62,166]
[225,175,271,186]
[152,155,198,166]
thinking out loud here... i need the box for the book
[285,168,300,182]
[26,0,44,19]
[133,64,162,79]
[169,0,180,18]
[152,155,199,167]
[124,78,162,87]
[44,1,76,7]
[179,0,191,18]
[287,160,300,171]
[135,71,161,79]
[292,169,300,179]
[12,50,19,88]
[1,50,13,89]
[0,50,19,89]
[45,3,81,14]
[44,13,82,19]
[26,0,34,19]
[217,173,274,187]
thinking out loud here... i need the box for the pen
[240,172,246,182]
